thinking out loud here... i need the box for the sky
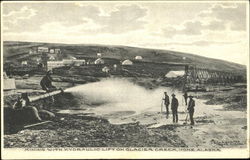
[2,1,249,65]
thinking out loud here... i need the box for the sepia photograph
[1,0,249,159]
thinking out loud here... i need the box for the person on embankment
[171,93,179,123]
[12,93,42,124]
[40,70,57,92]
[11,93,55,124]
[163,92,170,119]
[187,95,195,125]
[40,70,57,102]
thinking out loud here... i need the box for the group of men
[163,91,195,125]
[11,70,197,127]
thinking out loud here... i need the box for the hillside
[3,41,246,73]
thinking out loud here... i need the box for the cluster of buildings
[25,47,145,73]
[47,59,86,70]
[29,47,61,54]
[47,55,143,73]
[20,47,62,66]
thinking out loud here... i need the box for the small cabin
[21,61,28,65]
[38,47,49,53]
[73,59,86,66]
[63,59,73,66]
[47,61,64,70]
[29,49,37,54]
[55,49,61,54]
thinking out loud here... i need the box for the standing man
[163,92,170,118]
[171,93,179,123]
[188,95,195,125]
[183,91,188,106]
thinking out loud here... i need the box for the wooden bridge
[164,62,246,91]
[185,65,245,85]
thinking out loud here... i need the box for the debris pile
[4,114,186,147]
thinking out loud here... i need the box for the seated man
[40,70,57,92]
[40,70,57,102]
[12,93,42,124]
[12,93,55,123]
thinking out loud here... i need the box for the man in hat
[171,93,179,123]
[40,70,57,102]
[163,92,170,118]
[183,91,188,106]
[187,95,195,125]
[40,70,56,92]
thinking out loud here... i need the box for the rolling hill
[3,41,246,74]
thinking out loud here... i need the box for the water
[64,78,182,112]
[61,78,243,126]
[61,78,186,124]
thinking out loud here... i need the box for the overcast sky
[2,1,249,65]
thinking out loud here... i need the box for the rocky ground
[195,87,247,111]
[4,113,186,148]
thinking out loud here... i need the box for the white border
[1,0,249,159]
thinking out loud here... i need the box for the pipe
[24,121,52,129]
[29,88,64,102]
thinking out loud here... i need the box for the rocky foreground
[4,113,186,148]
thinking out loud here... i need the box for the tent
[49,56,55,60]
[21,61,28,65]
[94,58,104,64]
[3,72,16,90]
[122,59,133,65]
[97,53,102,57]
[135,56,143,60]
[165,71,185,78]
[49,49,55,54]
[102,66,110,73]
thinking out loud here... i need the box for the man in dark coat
[163,92,170,118]
[188,95,195,125]
[171,93,179,123]
[183,91,188,106]
[40,70,56,92]
[12,93,42,124]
